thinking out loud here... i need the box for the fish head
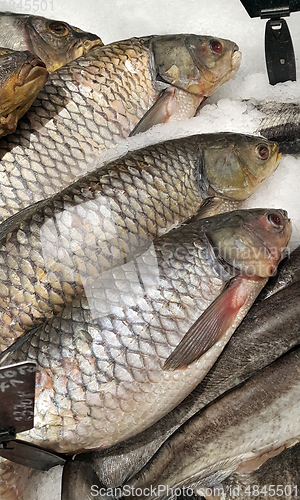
[151,34,241,96]
[203,208,292,278]
[0,47,48,121]
[201,133,281,200]
[24,15,103,72]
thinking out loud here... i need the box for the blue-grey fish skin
[254,101,300,154]
[125,346,300,500]
[215,442,300,500]
[257,244,300,300]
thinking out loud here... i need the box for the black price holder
[0,361,66,470]
[240,0,300,84]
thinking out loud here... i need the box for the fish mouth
[244,209,291,272]
[186,43,242,94]
[232,46,242,69]
[16,56,48,87]
[72,37,104,58]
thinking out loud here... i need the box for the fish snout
[231,45,242,70]
[82,37,104,53]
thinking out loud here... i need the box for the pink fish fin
[129,87,177,136]
[163,276,248,370]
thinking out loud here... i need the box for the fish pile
[0,10,298,500]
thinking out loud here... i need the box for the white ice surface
[2,0,300,497]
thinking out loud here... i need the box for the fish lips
[16,53,48,86]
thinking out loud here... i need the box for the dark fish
[214,442,300,500]
[0,12,103,72]
[0,133,281,352]
[252,101,300,154]
[257,244,300,300]
[0,47,48,137]
[0,34,241,221]
[0,208,291,455]
[125,346,300,500]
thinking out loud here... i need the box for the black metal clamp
[240,1,300,85]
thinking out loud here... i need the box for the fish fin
[62,455,104,500]
[189,198,224,222]
[0,325,40,366]
[0,197,48,240]
[163,276,247,370]
[129,87,177,136]
[0,112,18,137]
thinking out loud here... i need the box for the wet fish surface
[253,101,300,154]
[0,208,291,454]
[66,257,300,490]
[257,243,300,300]
[215,442,300,500]
[125,345,300,500]
[0,47,48,137]
[0,12,103,72]
[0,132,280,351]
[0,34,241,221]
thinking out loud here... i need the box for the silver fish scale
[8,228,224,452]
[0,137,204,351]
[0,37,158,221]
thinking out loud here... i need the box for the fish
[214,442,300,500]
[246,100,300,155]
[0,47,48,137]
[0,12,103,72]
[0,132,281,352]
[3,253,300,499]
[72,277,300,491]
[0,208,291,456]
[257,243,300,300]
[124,345,300,500]
[0,34,241,221]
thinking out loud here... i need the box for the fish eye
[210,40,222,53]
[256,144,270,160]
[267,212,283,228]
[49,22,69,36]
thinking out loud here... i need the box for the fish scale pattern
[0,37,158,221]
[0,136,204,351]
[7,227,225,453]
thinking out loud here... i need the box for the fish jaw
[25,14,103,72]
[0,49,48,137]
[185,37,242,96]
[152,35,241,98]
[204,208,292,278]
[48,36,104,72]
[200,133,281,201]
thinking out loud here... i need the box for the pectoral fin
[163,276,247,370]
[129,87,177,136]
